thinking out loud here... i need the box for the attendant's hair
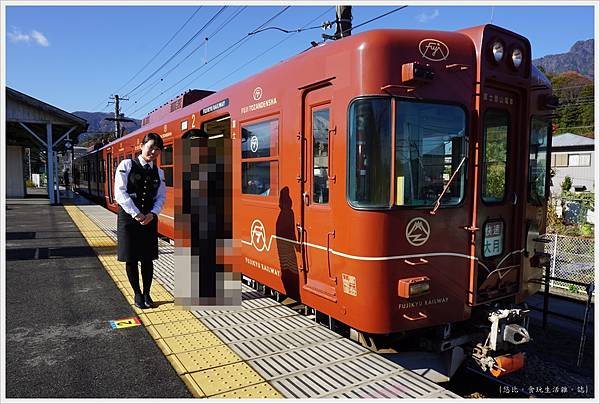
[142,132,164,150]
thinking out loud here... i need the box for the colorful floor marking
[109,316,142,329]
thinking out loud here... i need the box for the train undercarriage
[243,277,532,383]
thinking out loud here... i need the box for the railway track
[446,366,533,398]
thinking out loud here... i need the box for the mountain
[71,111,141,146]
[533,39,594,78]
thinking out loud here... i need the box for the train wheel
[349,329,385,351]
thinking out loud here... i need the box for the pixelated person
[177,129,238,308]
[114,133,166,309]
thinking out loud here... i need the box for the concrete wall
[6,145,25,198]
[550,150,595,195]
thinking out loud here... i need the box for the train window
[528,117,551,204]
[242,161,277,195]
[107,153,113,203]
[241,118,279,196]
[482,109,509,203]
[395,101,466,207]
[312,108,330,204]
[161,145,173,187]
[348,98,391,208]
[100,159,105,183]
[242,119,278,158]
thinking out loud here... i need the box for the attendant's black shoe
[143,294,155,308]
[134,293,146,309]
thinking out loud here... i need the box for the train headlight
[511,48,523,69]
[491,41,504,63]
[398,276,430,298]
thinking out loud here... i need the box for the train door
[472,88,523,304]
[107,153,114,204]
[86,159,91,194]
[96,155,102,197]
[301,84,337,301]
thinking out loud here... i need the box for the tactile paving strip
[170,345,241,374]
[158,331,225,355]
[188,362,267,396]
[148,319,208,339]
[67,202,459,399]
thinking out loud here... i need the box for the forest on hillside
[541,69,595,138]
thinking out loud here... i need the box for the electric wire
[125,6,228,98]
[125,6,247,105]
[88,7,202,112]
[208,7,334,88]
[116,7,203,95]
[129,6,290,117]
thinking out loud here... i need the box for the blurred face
[141,139,162,162]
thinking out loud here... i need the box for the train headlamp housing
[398,276,430,298]
[491,41,504,64]
[511,48,523,69]
[402,62,435,84]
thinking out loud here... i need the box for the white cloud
[30,30,50,47]
[416,9,440,23]
[8,28,50,47]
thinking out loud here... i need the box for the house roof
[552,133,595,148]
[7,86,87,126]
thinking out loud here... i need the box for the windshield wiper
[429,156,467,215]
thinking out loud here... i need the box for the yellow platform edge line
[63,204,282,398]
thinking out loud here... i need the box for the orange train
[75,24,556,378]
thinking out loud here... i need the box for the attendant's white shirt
[114,155,166,218]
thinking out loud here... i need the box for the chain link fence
[544,234,595,295]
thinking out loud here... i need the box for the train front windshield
[348,98,467,209]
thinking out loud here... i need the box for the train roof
[98,24,527,152]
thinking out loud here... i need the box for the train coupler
[490,352,525,377]
[472,307,531,376]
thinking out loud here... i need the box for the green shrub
[561,176,572,192]
[580,223,593,237]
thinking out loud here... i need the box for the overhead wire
[179,6,409,97]
[87,7,202,112]
[125,6,247,105]
[129,6,291,117]
[125,6,228,97]
[208,7,334,89]
[116,7,203,95]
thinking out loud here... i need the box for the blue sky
[4,3,597,120]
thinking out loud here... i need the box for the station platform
[5,194,459,399]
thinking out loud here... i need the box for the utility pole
[106,94,134,139]
[334,6,352,39]
[322,6,352,41]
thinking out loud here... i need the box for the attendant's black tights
[125,261,153,296]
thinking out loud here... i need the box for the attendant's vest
[126,159,160,214]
